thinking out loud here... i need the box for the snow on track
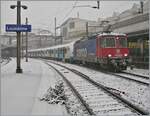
[43,59,150,112]
[125,67,149,77]
[113,72,149,85]
[45,61,142,115]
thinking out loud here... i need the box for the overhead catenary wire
[48,1,78,33]
[58,0,78,26]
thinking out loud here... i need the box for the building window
[62,27,67,37]
[69,22,75,29]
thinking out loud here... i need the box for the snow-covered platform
[1,58,68,115]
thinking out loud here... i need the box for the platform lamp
[10,1,27,73]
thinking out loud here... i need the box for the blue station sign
[6,24,32,32]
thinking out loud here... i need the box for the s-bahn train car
[73,32,129,71]
[28,41,75,62]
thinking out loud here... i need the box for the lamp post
[10,1,27,73]
[21,32,24,59]
[25,17,28,62]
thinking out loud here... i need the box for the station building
[60,18,102,43]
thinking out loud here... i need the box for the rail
[43,59,149,115]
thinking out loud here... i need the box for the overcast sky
[1,1,140,34]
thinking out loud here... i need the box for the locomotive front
[97,33,129,71]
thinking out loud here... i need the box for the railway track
[81,64,149,86]
[44,60,149,115]
[69,62,149,86]
[57,60,149,86]
[109,72,149,86]
[41,58,149,86]
[121,71,149,79]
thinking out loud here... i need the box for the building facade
[60,18,102,43]
[1,29,54,57]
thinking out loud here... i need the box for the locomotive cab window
[118,37,127,48]
[100,37,115,48]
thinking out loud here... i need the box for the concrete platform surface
[1,58,68,116]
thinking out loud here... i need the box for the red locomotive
[73,32,129,72]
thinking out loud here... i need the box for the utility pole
[61,36,63,44]
[10,1,27,73]
[86,22,88,37]
[21,32,24,59]
[97,1,100,9]
[54,17,56,45]
[25,17,28,62]
[40,34,41,47]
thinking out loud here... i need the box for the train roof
[76,32,126,42]
[97,32,126,36]
[29,41,76,52]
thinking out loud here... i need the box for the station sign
[6,24,31,32]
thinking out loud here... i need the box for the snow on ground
[0,58,11,67]
[47,60,150,112]
[31,61,68,115]
[2,58,149,115]
[1,58,68,115]
[40,62,90,115]
[125,67,149,77]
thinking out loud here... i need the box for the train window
[106,38,115,47]
[119,37,127,47]
[100,37,115,48]
[100,38,106,47]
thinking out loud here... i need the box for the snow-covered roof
[60,17,97,27]
[97,32,126,36]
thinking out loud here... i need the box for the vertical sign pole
[86,22,88,37]
[16,1,23,73]
[25,17,28,62]
[21,32,23,59]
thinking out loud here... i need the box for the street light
[10,1,27,73]
[74,5,98,9]
[10,5,16,9]
[92,6,98,9]
[25,17,28,62]
[73,1,100,9]
[22,5,27,9]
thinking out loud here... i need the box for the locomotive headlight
[108,54,112,57]
[124,53,128,57]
